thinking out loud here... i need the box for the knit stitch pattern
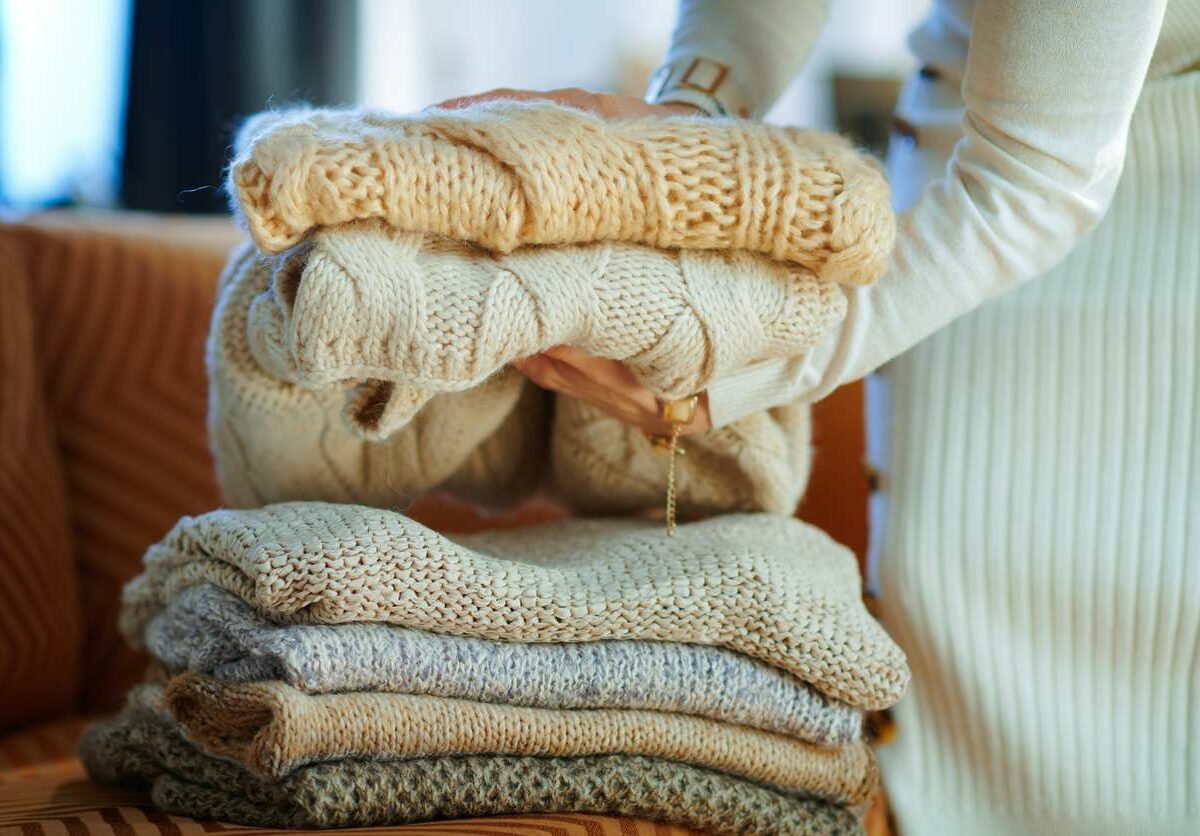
[208,242,549,509]
[214,241,822,515]
[246,219,846,437]
[145,584,863,744]
[82,693,863,834]
[551,394,814,516]
[229,101,894,285]
[119,503,909,709]
[164,673,876,804]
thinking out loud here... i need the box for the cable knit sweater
[145,585,863,744]
[82,693,862,834]
[120,503,909,710]
[229,101,894,286]
[248,219,846,432]
[213,242,822,515]
[164,674,877,804]
[208,242,549,509]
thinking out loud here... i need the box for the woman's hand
[513,346,712,438]
[437,87,709,437]
[436,87,700,119]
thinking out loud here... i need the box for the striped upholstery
[3,215,240,718]
[0,228,81,730]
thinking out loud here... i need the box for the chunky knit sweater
[120,503,909,709]
[145,584,863,744]
[229,101,894,286]
[213,242,821,514]
[209,243,548,509]
[164,674,877,804]
[82,695,862,834]
[248,219,846,432]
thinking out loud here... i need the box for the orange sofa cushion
[1,215,241,720]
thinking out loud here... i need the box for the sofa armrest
[1,212,241,720]
[0,225,80,732]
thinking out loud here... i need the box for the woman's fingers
[514,353,660,432]
[436,88,540,110]
[514,349,712,437]
[435,88,701,119]
[541,346,646,394]
[436,87,596,113]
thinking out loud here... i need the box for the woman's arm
[704,0,1169,427]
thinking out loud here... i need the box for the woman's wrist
[645,57,755,118]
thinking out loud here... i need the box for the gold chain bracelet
[647,395,699,536]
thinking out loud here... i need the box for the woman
[444,1,1200,833]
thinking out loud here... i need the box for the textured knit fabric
[229,101,895,286]
[872,69,1200,836]
[145,584,863,744]
[120,503,909,709]
[209,241,550,510]
[214,239,823,515]
[247,219,846,432]
[1150,0,1200,77]
[550,393,813,516]
[81,700,863,834]
[164,674,877,804]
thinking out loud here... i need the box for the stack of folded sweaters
[83,101,908,835]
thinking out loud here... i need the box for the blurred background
[0,0,926,215]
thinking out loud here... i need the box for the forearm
[707,0,1168,427]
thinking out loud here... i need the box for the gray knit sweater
[145,584,862,745]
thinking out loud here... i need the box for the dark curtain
[121,0,357,213]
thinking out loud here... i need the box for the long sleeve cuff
[645,57,755,118]
[705,357,802,428]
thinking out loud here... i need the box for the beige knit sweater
[82,689,864,834]
[214,238,826,514]
[120,503,909,709]
[248,219,846,432]
[165,674,878,804]
[209,242,550,509]
[229,101,895,285]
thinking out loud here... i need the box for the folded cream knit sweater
[209,242,549,509]
[164,674,877,804]
[82,689,862,834]
[214,238,822,514]
[120,503,909,709]
[229,102,894,285]
[248,219,845,430]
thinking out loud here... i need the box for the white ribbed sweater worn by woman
[648,2,1200,835]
